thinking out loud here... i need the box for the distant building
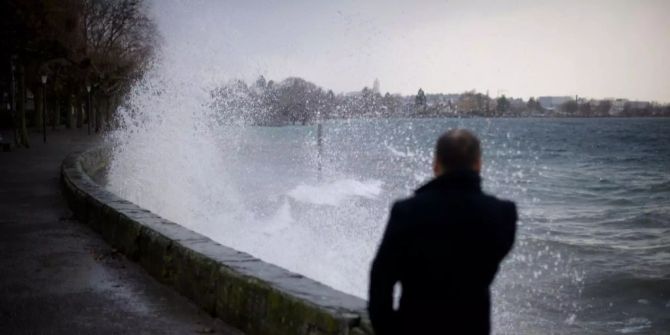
[609,99,627,115]
[537,96,572,111]
[629,100,650,109]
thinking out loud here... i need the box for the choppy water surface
[107,117,670,334]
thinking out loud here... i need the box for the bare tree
[1,0,157,145]
[83,0,157,130]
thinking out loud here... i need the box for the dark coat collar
[416,169,482,194]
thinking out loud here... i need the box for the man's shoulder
[477,194,518,226]
[404,187,515,205]
[391,192,432,212]
[397,190,517,218]
[389,190,451,220]
[389,196,414,215]
[480,193,517,217]
[482,193,516,208]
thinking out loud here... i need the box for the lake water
[106,117,670,334]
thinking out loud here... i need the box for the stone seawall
[61,146,373,335]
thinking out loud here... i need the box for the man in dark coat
[368,129,517,334]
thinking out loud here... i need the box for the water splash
[102,2,670,334]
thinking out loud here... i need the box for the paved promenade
[0,128,242,334]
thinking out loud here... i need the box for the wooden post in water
[316,112,323,181]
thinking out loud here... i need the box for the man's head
[433,129,482,176]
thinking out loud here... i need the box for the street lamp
[86,84,91,135]
[41,74,47,143]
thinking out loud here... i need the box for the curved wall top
[61,146,373,335]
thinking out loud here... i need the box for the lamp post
[41,74,47,143]
[86,84,91,135]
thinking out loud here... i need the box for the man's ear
[433,158,443,177]
[473,157,482,173]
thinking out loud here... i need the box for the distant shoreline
[253,115,670,127]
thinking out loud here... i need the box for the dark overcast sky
[151,0,670,102]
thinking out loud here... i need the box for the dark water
[316,117,670,334]
[108,117,670,334]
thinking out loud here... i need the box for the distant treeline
[1,0,157,147]
[212,77,670,126]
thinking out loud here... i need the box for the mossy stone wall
[61,147,373,335]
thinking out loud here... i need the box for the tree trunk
[33,87,46,130]
[97,95,118,131]
[104,96,113,130]
[94,97,100,133]
[16,65,29,148]
[33,86,43,129]
[52,95,59,130]
[110,94,119,129]
[75,93,83,128]
[66,93,74,129]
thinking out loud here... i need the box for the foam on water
[288,179,383,206]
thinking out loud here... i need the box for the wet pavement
[0,128,243,334]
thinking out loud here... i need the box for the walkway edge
[60,146,374,335]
